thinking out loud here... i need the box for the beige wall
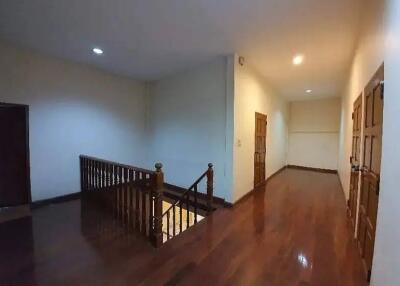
[371,0,400,284]
[288,98,341,170]
[338,0,385,200]
[337,0,384,270]
[335,0,399,283]
[233,56,289,202]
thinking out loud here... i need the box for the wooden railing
[162,163,214,242]
[79,155,164,247]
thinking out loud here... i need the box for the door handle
[351,165,360,172]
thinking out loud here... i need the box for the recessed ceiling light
[306,89,312,93]
[293,54,304,66]
[92,48,103,55]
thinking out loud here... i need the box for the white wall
[334,0,400,283]
[0,42,147,201]
[336,0,384,274]
[371,0,400,284]
[233,57,289,202]
[338,0,385,200]
[146,57,233,201]
[147,55,289,204]
[288,98,341,170]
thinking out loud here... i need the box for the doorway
[0,102,31,207]
[254,112,267,188]
[353,64,384,281]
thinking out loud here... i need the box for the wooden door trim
[356,63,384,281]
[348,94,363,233]
[0,102,31,205]
[254,112,267,189]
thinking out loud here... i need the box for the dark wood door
[0,103,31,207]
[254,112,267,188]
[357,64,384,280]
[349,95,362,228]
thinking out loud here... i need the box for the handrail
[79,155,164,248]
[80,155,214,247]
[162,170,208,216]
[80,155,155,174]
[161,163,214,242]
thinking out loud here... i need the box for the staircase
[160,163,213,242]
[79,155,218,247]
[163,183,224,216]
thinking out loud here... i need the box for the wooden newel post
[207,163,214,214]
[79,156,84,192]
[153,162,164,248]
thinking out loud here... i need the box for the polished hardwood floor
[0,169,367,286]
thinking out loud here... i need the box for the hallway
[0,168,366,286]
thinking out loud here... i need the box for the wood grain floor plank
[0,169,367,286]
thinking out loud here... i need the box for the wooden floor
[0,169,367,286]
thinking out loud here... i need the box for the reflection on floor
[0,205,31,224]
[162,201,204,242]
[0,169,368,285]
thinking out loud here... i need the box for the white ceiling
[0,0,361,100]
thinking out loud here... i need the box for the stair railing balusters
[186,194,190,230]
[141,172,146,235]
[118,165,122,220]
[129,169,134,231]
[135,171,140,230]
[99,162,102,189]
[79,155,164,247]
[148,173,153,239]
[153,163,164,248]
[159,163,214,243]
[179,201,183,234]
[166,211,170,241]
[80,157,84,192]
[172,204,176,237]
[79,156,214,248]
[95,161,98,190]
[194,185,198,224]
[103,162,107,189]
[207,163,214,214]
[123,167,128,225]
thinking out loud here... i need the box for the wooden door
[254,113,267,188]
[349,95,362,228]
[0,103,31,207]
[357,64,384,280]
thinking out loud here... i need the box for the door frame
[254,112,267,189]
[348,94,363,234]
[354,63,384,281]
[0,102,31,205]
